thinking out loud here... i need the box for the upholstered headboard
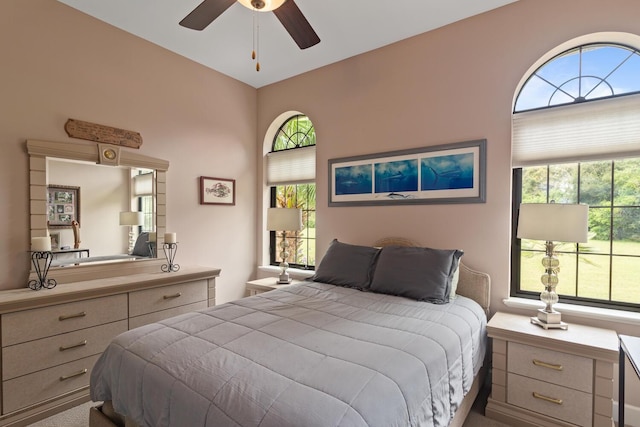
[373,237,491,315]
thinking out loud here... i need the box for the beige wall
[0,0,257,304]
[257,0,640,332]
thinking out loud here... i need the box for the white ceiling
[57,0,517,88]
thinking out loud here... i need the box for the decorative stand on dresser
[0,264,220,427]
[486,312,618,427]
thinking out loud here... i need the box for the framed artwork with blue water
[329,139,486,206]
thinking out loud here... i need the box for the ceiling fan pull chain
[256,11,261,71]
[251,8,257,60]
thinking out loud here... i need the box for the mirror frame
[27,139,169,283]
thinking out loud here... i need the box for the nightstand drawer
[508,341,593,392]
[508,373,592,426]
[246,278,300,296]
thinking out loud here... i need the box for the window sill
[503,297,640,327]
[257,265,314,280]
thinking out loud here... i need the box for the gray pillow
[370,246,463,303]
[131,232,151,257]
[311,239,380,289]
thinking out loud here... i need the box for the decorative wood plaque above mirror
[64,118,143,149]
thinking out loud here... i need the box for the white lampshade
[517,203,589,243]
[119,211,144,226]
[238,0,287,12]
[133,173,153,196]
[267,208,303,231]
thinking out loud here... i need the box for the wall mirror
[27,139,169,282]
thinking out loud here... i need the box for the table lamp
[267,208,303,284]
[119,211,144,254]
[517,203,589,329]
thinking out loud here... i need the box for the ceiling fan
[179,0,320,50]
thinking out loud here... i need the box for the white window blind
[267,145,316,185]
[133,173,153,196]
[512,94,640,167]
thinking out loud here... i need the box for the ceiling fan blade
[273,0,320,50]
[179,0,236,30]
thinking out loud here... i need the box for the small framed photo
[199,176,235,205]
[47,185,80,228]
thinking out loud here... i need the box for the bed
[89,238,491,427]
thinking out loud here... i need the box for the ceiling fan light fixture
[238,0,287,12]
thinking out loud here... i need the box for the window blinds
[267,145,316,185]
[512,94,640,167]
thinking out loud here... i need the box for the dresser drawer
[1,294,128,346]
[508,341,593,392]
[3,353,100,414]
[129,280,207,317]
[2,320,127,380]
[129,301,208,329]
[507,373,592,426]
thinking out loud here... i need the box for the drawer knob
[533,391,563,405]
[532,359,563,371]
[163,292,182,300]
[59,340,88,351]
[59,311,86,321]
[59,368,88,381]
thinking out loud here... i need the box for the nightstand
[486,312,618,427]
[245,277,302,296]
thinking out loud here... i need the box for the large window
[268,115,316,269]
[512,42,640,311]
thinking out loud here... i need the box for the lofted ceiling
[57,0,517,88]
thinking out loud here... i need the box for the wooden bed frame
[90,237,491,427]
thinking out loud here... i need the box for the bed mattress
[90,280,486,427]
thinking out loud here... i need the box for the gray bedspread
[90,281,486,427]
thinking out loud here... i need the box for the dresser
[486,312,618,427]
[0,265,220,427]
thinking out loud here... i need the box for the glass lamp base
[537,308,562,324]
[278,268,292,284]
[531,310,568,330]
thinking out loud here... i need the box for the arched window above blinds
[267,114,316,184]
[513,43,640,166]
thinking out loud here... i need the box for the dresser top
[1,265,220,314]
[488,312,619,362]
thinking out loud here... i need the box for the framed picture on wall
[199,176,235,206]
[47,185,80,228]
[329,139,486,206]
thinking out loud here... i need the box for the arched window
[267,114,316,269]
[515,43,640,112]
[512,41,640,311]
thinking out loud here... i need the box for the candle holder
[161,243,180,272]
[28,251,57,290]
